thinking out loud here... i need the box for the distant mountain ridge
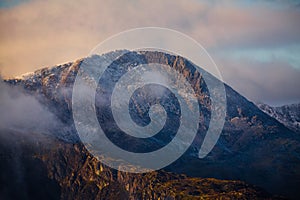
[257,103,300,133]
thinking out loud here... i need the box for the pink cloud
[0,0,299,104]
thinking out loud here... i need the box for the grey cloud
[217,58,300,106]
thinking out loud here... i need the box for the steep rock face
[4,50,300,199]
[257,103,300,133]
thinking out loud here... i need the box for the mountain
[2,50,300,199]
[257,103,300,133]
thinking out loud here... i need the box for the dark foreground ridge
[0,129,283,200]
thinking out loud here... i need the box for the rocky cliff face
[257,103,300,133]
[2,50,300,199]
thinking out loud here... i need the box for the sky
[0,0,299,106]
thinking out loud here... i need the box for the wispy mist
[0,78,65,136]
